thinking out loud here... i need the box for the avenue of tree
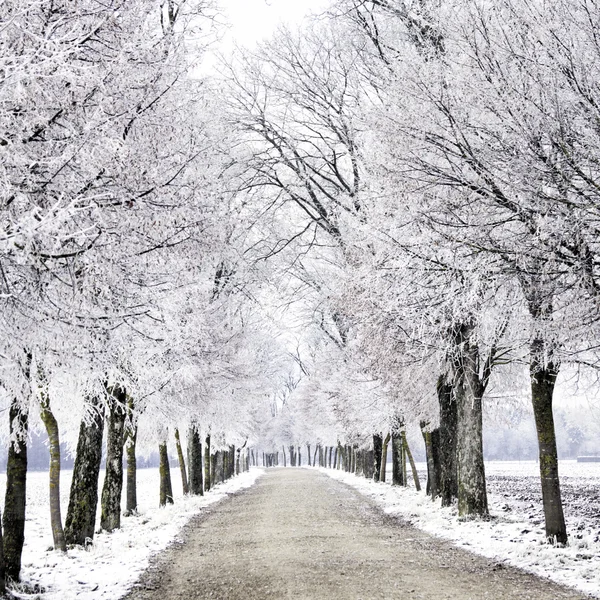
[0,0,599,592]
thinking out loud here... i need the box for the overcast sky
[222,0,329,47]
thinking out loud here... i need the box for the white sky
[222,0,329,48]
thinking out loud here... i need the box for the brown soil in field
[123,468,587,600]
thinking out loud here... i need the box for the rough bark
[159,442,174,506]
[65,396,104,546]
[453,324,488,518]
[307,444,312,466]
[39,394,67,552]
[530,347,567,544]
[100,386,127,532]
[204,435,211,491]
[364,449,374,479]
[4,398,29,581]
[437,374,458,507]
[421,422,438,499]
[172,429,188,495]
[373,433,383,481]
[187,426,203,495]
[124,397,138,517]
[391,432,405,486]
[380,433,390,483]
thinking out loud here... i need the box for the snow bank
[7,467,264,599]
[323,461,600,598]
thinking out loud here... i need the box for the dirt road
[124,468,586,599]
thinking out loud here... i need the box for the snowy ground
[324,460,600,598]
[1,467,264,599]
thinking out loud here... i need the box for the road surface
[124,468,586,599]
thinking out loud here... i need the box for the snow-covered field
[326,460,600,598]
[2,467,264,599]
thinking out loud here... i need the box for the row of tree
[226,0,600,548]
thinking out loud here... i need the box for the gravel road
[124,468,587,600]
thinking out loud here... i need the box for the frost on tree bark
[421,422,438,498]
[39,393,67,552]
[100,386,127,532]
[530,339,567,544]
[373,433,383,481]
[174,428,189,495]
[392,432,406,487]
[4,398,29,582]
[453,323,488,518]
[124,398,138,516]
[204,434,211,492]
[380,433,390,482]
[159,442,174,506]
[65,396,104,546]
[435,375,458,507]
[187,426,203,495]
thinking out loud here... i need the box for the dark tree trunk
[333,447,338,469]
[65,396,104,546]
[328,446,333,468]
[392,432,405,486]
[307,444,312,466]
[101,386,127,532]
[364,449,374,479]
[373,434,383,481]
[453,324,488,518]
[40,394,67,552]
[124,399,138,516]
[187,426,203,495]
[298,446,302,466]
[421,422,438,498]
[4,398,29,582]
[530,349,567,544]
[380,433,390,482]
[174,429,189,495]
[211,452,217,483]
[159,442,174,506]
[229,446,235,478]
[318,445,324,467]
[437,375,458,506]
[282,446,287,467]
[313,446,318,467]
[0,507,4,594]
[205,435,211,491]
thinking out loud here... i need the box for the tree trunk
[313,446,318,466]
[365,449,374,479]
[65,396,104,546]
[205,435,211,491]
[307,444,311,466]
[437,374,458,507]
[187,426,203,495]
[298,446,302,466]
[159,442,174,506]
[420,422,438,498]
[4,398,29,581]
[100,386,127,532]
[402,431,421,491]
[530,348,567,544]
[328,446,333,468]
[391,432,405,486]
[333,447,338,469]
[39,395,67,552]
[454,324,488,518]
[373,433,383,481]
[318,445,324,467]
[174,429,189,495]
[282,446,287,467]
[380,433,390,483]
[124,398,138,516]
